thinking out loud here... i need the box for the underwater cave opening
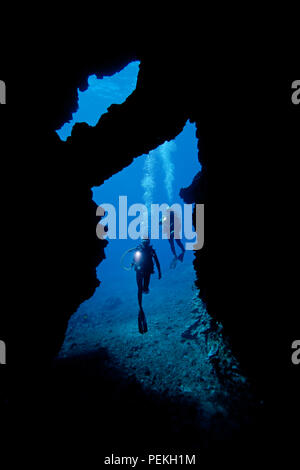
[54,60,259,446]
[55,58,203,347]
[60,118,202,354]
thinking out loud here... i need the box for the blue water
[93,120,201,288]
[56,60,140,141]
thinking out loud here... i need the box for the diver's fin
[170,257,177,269]
[138,309,148,334]
[178,252,185,262]
[142,312,148,333]
[138,311,144,334]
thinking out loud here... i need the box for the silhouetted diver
[131,238,162,334]
[160,209,185,269]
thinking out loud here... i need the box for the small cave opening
[50,61,261,453]
[56,60,140,141]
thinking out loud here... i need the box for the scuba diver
[129,238,162,334]
[160,209,185,269]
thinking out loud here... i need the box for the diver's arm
[153,250,162,279]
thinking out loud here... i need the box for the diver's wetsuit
[161,211,185,264]
[169,211,185,258]
[133,242,161,333]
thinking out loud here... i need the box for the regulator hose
[120,247,137,271]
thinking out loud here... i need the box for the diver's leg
[169,236,178,268]
[169,237,177,257]
[176,239,185,261]
[137,272,148,334]
[143,272,151,293]
[136,272,143,311]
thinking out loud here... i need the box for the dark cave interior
[1,33,299,462]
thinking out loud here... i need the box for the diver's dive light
[120,240,149,271]
[134,250,142,261]
[120,247,142,271]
